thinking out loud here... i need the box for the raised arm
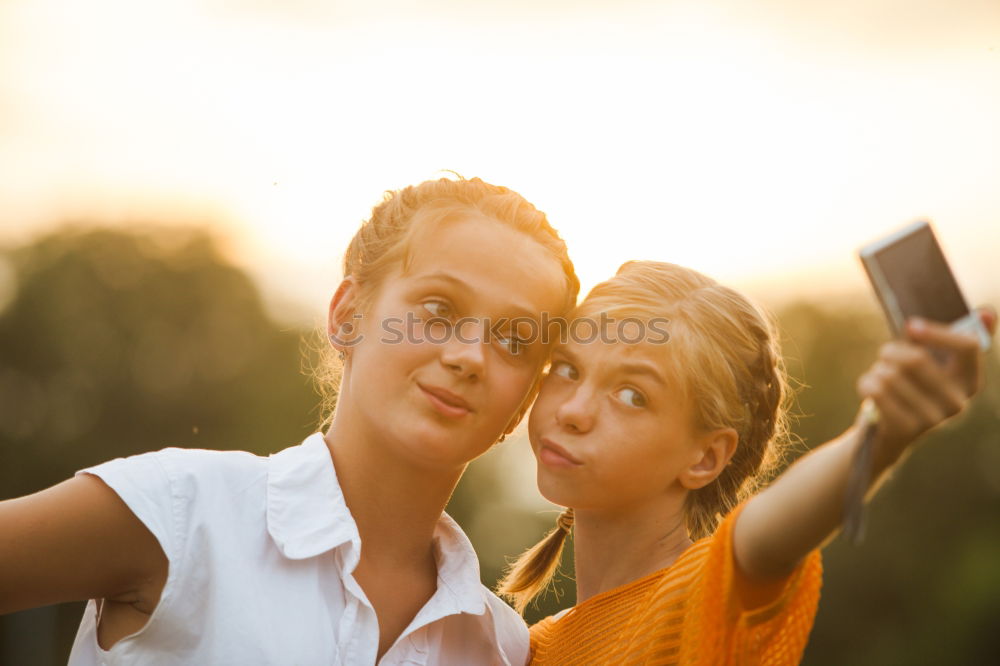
[0,474,167,615]
[733,308,996,580]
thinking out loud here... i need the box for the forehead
[559,336,670,363]
[401,214,568,318]
[559,312,685,375]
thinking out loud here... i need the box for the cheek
[527,385,559,429]
[494,366,536,407]
[631,451,681,494]
[379,327,434,366]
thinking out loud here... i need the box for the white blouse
[68,433,528,665]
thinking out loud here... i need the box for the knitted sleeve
[678,503,823,666]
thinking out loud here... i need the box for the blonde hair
[498,261,792,613]
[313,176,580,427]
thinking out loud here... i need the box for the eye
[422,300,453,319]
[615,387,647,408]
[548,360,579,381]
[496,335,527,357]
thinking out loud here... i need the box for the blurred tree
[781,303,1000,666]
[0,224,318,663]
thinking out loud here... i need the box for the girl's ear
[327,277,361,351]
[679,428,739,490]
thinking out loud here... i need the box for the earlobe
[328,277,361,351]
[679,428,739,490]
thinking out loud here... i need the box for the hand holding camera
[855,307,996,461]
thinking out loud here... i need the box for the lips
[538,437,583,468]
[418,383,473,419]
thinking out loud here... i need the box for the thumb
[977,306,997,336]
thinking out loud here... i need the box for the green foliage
[780,303,1000,665]
[0,225,318,498]
[0,225,318,663]
[803,358,1000,665]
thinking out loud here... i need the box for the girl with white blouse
[0,176,580,665]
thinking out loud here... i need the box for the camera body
[859,220,991,352]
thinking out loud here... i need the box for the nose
[439,319,486,380]
[555,385,596,434]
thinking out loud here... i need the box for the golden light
[1,0,997,322]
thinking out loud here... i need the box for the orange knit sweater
[529,505,823,665]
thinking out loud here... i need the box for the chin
[535,470,580,509]
[398,424,491,470]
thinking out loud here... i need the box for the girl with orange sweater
[499,261,994,665]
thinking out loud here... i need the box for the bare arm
[0,473,167,615]
[734,308,996,580]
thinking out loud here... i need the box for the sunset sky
[1,0,998,324]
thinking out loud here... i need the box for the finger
[904,319,983,394]
[977,306,997,336]
[905,318,980,356]
[871,359,951,427]
[878,342,969,411]
[873,394,924,447]
[857,367,922,426]
[857,373,922,440]
[859,352,963,439]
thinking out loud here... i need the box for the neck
[572,493,693,603]
[323,411,465,567]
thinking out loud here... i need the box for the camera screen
[874,225,969,324]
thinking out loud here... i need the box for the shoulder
[528,613,560,663]
[76,446,272,550]
[153,446,268,495]
[82,446,268,495]
[483,588,528,636]
[691,504,823,626]
[482,589,529,666]
[529,612,559,638]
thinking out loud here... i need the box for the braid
[497,508,574,614]
[685,309,790,539]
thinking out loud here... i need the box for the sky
[1,0,998,325]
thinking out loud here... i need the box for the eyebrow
[414,272,541,320]
[556,346,667,386]
[551,345,578,365]
[619,361,668,386]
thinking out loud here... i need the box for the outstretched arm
[733,309,996,580]
[0,473,167,615]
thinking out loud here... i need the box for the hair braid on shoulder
[497,508,574,614]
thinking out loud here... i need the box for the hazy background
[1,1,998,663]
[2,0,999,313]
